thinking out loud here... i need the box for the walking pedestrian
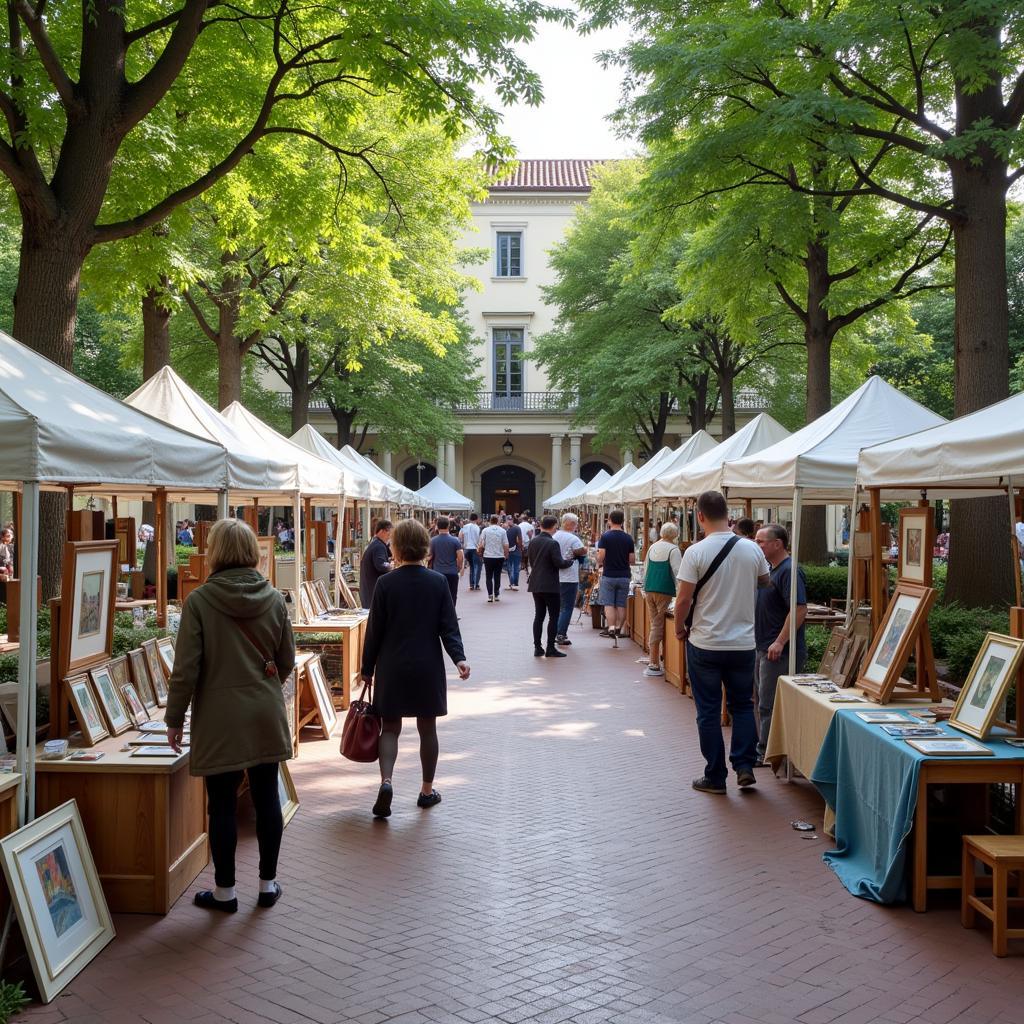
[428,516,464,608]
[526,515,574,657]
[459,513,482,591]
[360,519,470,819]
[596,509,635,639]
[166,518,295,912]
[642,522,682,677]
[674,491,770,795]
[505,516,524,590]
[359,519,393,609]
[552,513,587,646]
[478,514,509,603]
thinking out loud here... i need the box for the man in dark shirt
[596,509,636,638]
[526,516,574,657]
[429,516,464,608]
[359,520,393,609]
[505,517,524,590]
[754,524,807,764]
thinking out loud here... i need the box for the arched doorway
[403,462,436,490]
[481,465,536,516]
[580,460,614,483]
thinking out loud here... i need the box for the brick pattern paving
[24,586,1024,1024]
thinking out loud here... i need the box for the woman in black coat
[360,518,470,819]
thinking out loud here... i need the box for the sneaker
[643,665,664,677]
[692,776,726,795]
[737,770,757,789]
[545,647,568,658]
[494,595,500,602]
[372,782,394,818]
[487,596,494,603]
[533,646,545,657]
[555,636,572,646]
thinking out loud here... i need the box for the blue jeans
[556,582,577,637]
[464,550,481,589]
[685,642,757,786]
[506,550,522,586]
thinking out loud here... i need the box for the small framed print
[127,648,157,710]
[107,656,130,691]
[305,655,337,738]
[898,508,934,587]
[314,579,334,613]
[278,761,299,827]
[119,684,150,726]
[0,800,115,1003]
[59,541,118,677]
[257,536,276,585]
[64,674,108,747]
[857,583,937,703]
[949,632,1024,739]
[337,574,357,610]
[156,636,175,678]
[88,665,131,736]
[141,640,168,706]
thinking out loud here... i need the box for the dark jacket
[526,532,573,594]
[359,536,391,608]
[361,565,466,718]
[167,568,295,776]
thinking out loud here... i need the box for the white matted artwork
[898,508,934,587]
[64,675,108,747]
[862,591,925,684]
[949,632,1024,739]
[156,637,175,677]
[0,800,114,1003]
[305,655,338,737]
[60,541,118,676]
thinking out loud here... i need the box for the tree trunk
[331,407,356,447]
[142,288,171,380]
[290,344,311,433]
[686,372,711,432]
[718,370,736,438]
[945,155,1013,607]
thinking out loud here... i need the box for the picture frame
[948,632,1024,739]
[302,581,327,617]
[298,587,316,622]
[155,636,175,678]
[0,800,114,1003]
[59,541,118,678]
[114,516,136,570]
[304,655,337,738]
[107,655,130,691]
[64,674,108,747]
[88,664,132,736]
[256,536,276,585]
[141,640,168,706]
[337,574,358,610]
[119,684,150,726]
[817,628,846,676]
[281,666,299,757]
[127,648,157,710]
[314,579,334,613]
[857,582,937,703]
[898,508,934,587]
[278,761,299,827]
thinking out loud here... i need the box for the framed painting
[817,628,845,676]
[88,664,131,736]
[119,684,150,726]
[304,581,327,617]
[298,587,316,622]
[857,583,937,703]
[155,637,175,678]
[256,537,276,585]
[314,579,333,612]
[59,541,118,677]
[64,674,108,747]
[114,517,136,570]
[141,640,168,706]
[305,655,337,738]
[278,761,299,827]
[0,800,115,1003]
[337,574,357,610]
[949,633,1024,739]
[898,508,934,587]
[107,655,130,691]
[127,649,157,710]
[281,667,298,756]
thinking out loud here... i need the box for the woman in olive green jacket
[166,519,295,914]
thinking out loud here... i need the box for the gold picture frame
[88,663,132,736]
[59,541,118,678]
[898,508,934,588]
[64,674,109,747]
[141,639,168,706]
[949,632,1024,739]
[256,536,276,585]
[119,684,150,726]
[857,583,937,703]
[278,761,299,827]
[127,648,157,710]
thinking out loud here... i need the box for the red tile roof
[489,159,607,192]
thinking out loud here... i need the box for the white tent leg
[16,483,39,825]
[1009,477,1021,607]
[335,494,346,607]
[217,490,229,519]
[845,485,858,622]
[788,488,803,676]
[293,490,305,622]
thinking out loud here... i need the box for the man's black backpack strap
[684,534,741,631]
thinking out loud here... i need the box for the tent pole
[155,489,167,628]
[217,489,229,519]
[868,488,885,634]
[16,482,39,825]
[1009,477,1022,608]
[293,490,305,622]
[788,488,802,675]
[335,493,346,607]
[845,484,858,622]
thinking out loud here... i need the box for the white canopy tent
[656,413,792,498]
[721,376,947,671]
[0,332,233,823]
[416,476,473,511]
[340,444,426,508]
[617,431,718,505]
[582,462,637,506]
[288,425,390,503]
[546,476,587,509]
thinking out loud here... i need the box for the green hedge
[802,566,848,605]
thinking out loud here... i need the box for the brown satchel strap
[230,617,278,677]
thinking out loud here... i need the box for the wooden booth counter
[293,612,369,710]
[34,737,207,915]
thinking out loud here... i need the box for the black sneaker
[737,770,757,789]
[372,781,393,818]
[555,636,572,646]
[692,776,726,795]
[257,882,283,908]
[545,647,568,658]
[533,646,545,657]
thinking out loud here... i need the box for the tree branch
[14,0,80,113]
[183,289,219,342]
[774,280,807,324]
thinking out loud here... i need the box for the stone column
[382,451,393,476]
[436,441,445,484]
[550,434,564,495]
[445,442,456,488]
[568,432,583,479]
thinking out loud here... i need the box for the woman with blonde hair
[361,518,470,819]
[166,517,295,913]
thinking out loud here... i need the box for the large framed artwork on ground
[948,633,1024,739]
[59,541,118,677]
[305,655,338,738]
[278,761,299,827]
[0,800,114,1003]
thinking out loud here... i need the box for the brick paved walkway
[25,585,1024,1024]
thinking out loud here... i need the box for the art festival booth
[547,470,611,512]
[0,333,239,945]
[415,476,473,512]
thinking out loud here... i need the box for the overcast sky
[481,18,638,159]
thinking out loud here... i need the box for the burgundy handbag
[340,680,381,762]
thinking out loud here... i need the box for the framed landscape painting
[59,541,118,677]
[898,508,934,587]
[949,633,1024,739]
[127,649,157,710]
[0,800,114,1003]
[64,674,108,747]
[256,537,276,585]
[88,664,132,736]
[857,583,937,702]
[305,655,337,738]
[141,640,168,706]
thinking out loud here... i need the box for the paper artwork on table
[119,684,150,726]
[906,736,994,757]
[130,745,179,757]
[948,632,1024,739]
[855,711,909,724]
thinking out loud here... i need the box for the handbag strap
[684,535,741,630]
[230,616,278,677]
[354,679,373,705]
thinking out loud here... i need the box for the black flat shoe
[194,890,238,913]
[545,647,568,658]
[372,781,393,818]
[533,646,545,657]
[417,789,442,808]
[257,882,283,908]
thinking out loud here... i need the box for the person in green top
[643,522,682,678]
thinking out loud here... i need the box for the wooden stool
[961,835,1024,956]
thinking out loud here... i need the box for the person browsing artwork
[428,516,464,608]
[552,513,587,647]
[642,521,682,677]
[359,519,392,609]
[596,509,635,639]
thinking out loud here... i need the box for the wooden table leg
[994,866,1008,956]
[961,842,975,928]
[913,770,928,912]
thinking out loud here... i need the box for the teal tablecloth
[810,713,1024,904]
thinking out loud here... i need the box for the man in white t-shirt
[477,514,510,602]
[552,513,587,646]
[674,490,770,795]
[459,513,482,591]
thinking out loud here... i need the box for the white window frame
[491,222,527,280]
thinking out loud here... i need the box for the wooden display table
[114,599,157,612]
[293,613,369,710]
[34,737,207,915]
[0,636,17,654]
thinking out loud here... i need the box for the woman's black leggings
[205,762,283,888]
[484,557,504,597]
[379,717,438,786]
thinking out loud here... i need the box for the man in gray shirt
[429,516,464,608]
